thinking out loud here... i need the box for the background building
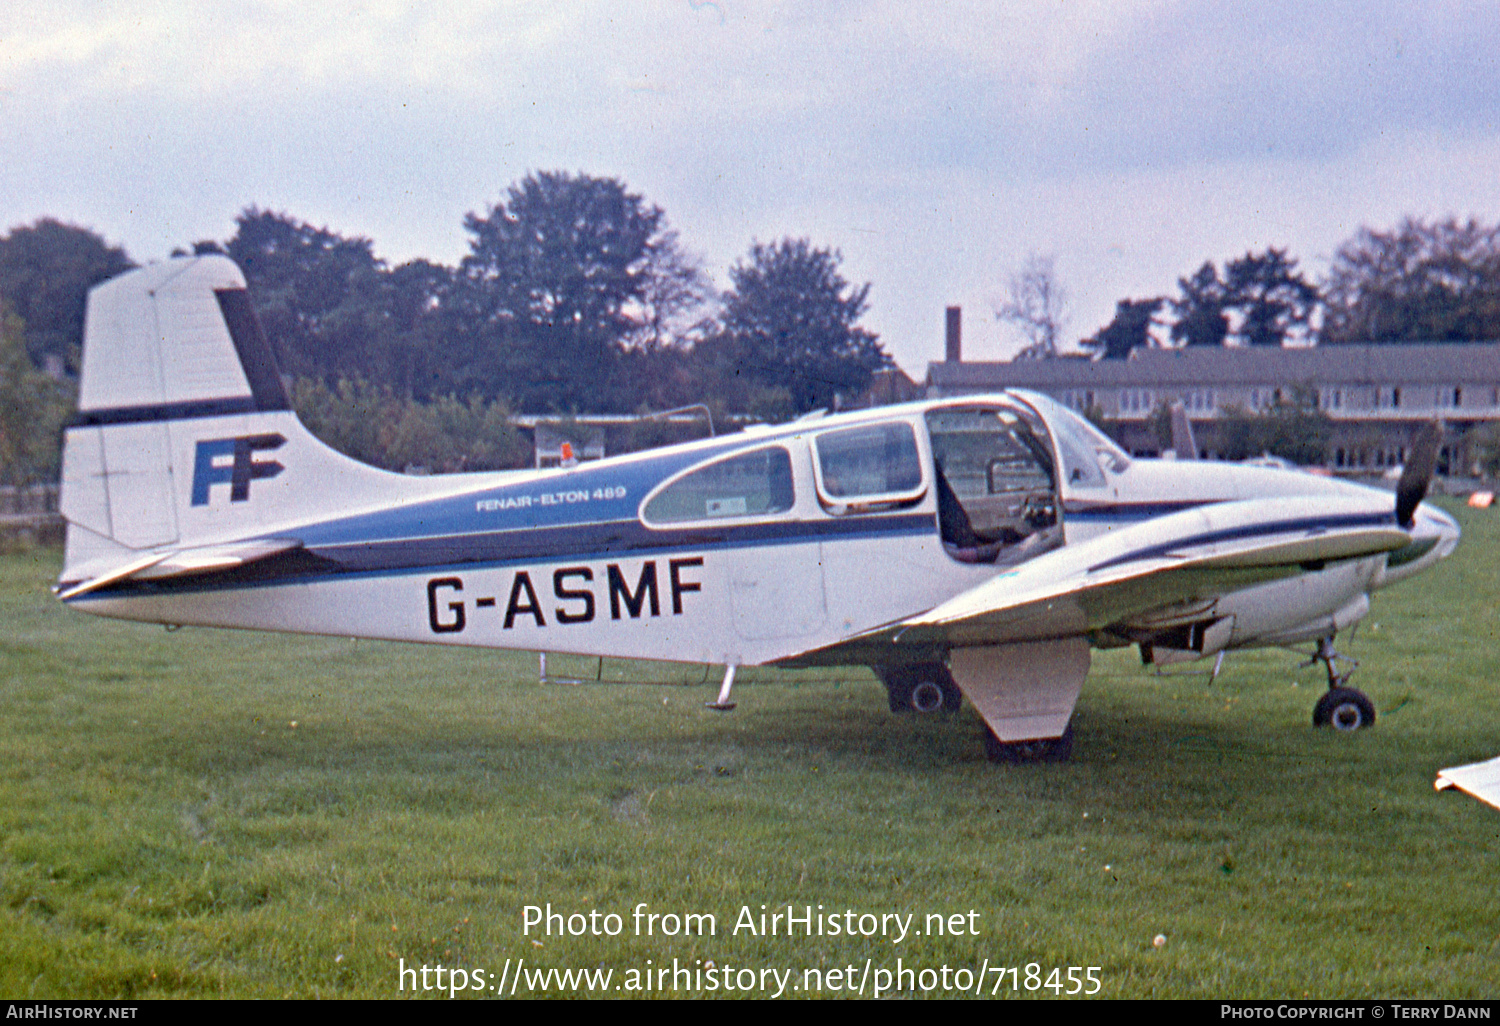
[927,313,1500,478]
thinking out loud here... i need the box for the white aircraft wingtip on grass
[56,256,1462,763]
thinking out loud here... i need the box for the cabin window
[812,422,924,509]
[642,446,794,524]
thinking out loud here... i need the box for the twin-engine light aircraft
[56,257,1461,761]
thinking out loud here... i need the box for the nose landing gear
[1305,637,1376,731]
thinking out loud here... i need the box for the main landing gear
[1304,636,1376,732]
[876,663,964,714]
[983,724,1074,764]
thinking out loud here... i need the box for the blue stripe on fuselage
[1063,499,1214,523]
[307,511,936,574]
[295,448,719,548]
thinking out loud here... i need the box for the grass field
[1,501,1497,999]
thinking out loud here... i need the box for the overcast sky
[5,1,1500,375]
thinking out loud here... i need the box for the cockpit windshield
[1010,391,1130,488]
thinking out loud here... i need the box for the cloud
[2,1,1499,371]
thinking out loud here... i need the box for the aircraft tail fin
[58,256,425,590]
[1169,402,1199,460]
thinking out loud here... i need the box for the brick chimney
[945,306,962,363]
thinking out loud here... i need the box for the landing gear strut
[1305,636,1375,731]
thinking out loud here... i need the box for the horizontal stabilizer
[1435,756,1500,812]
[57,538,301,601]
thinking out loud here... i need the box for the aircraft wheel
[984,724,1074,763]
[911,679,946,713]
[1312,687,1376,732]
[912,672,963,713]
[881,664,963,713]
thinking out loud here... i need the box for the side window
[813,422,925,511]
[642,447,794,524]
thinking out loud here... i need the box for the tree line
[1071,218,1500,359]
[0,172,889,481]
[4,195,1500,484]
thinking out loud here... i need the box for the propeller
[1395,422,1442,528]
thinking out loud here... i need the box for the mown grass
[1,502,1497,999]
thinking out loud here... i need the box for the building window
[1321,388,1343,410]
[1118,389,1152,415]
[1182,389,1215,413]
[1060,389,1097,413]
[1438,387,1461,409]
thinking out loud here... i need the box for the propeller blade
[1395,422,1442,528]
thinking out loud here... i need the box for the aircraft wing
[788,496,1409,662]
[56,538,302,600]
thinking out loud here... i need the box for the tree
[288,377,528,473]
[0,219,133,371]
[1223,248,1320,347]
[628,229,715,353]
[1322,217,1500,343]
[0,306,75,485]
[1214,385,1331,465]
[1471,422,1500,482]
[996,254,1067,359]
[224,208,391,383]
[1081,297,1165,359]
[460,171,678,410]
[715,238,889,413]
[379,258,459,400]
[1170,262,1230,348]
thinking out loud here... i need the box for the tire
[910,679,946,713]
[1312,687,1376,732]
[984,723,1074,763]
[879,664,963,714]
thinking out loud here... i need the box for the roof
[928,342,1500,391]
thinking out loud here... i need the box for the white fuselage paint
[70,463,1456,671]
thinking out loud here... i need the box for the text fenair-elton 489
[56,257,1460,762]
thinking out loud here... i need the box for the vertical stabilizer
[59,256,433,589]
[1169,402,1199,460]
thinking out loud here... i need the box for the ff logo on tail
[190,434,286,505]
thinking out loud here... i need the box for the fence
[0,484,63,545]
